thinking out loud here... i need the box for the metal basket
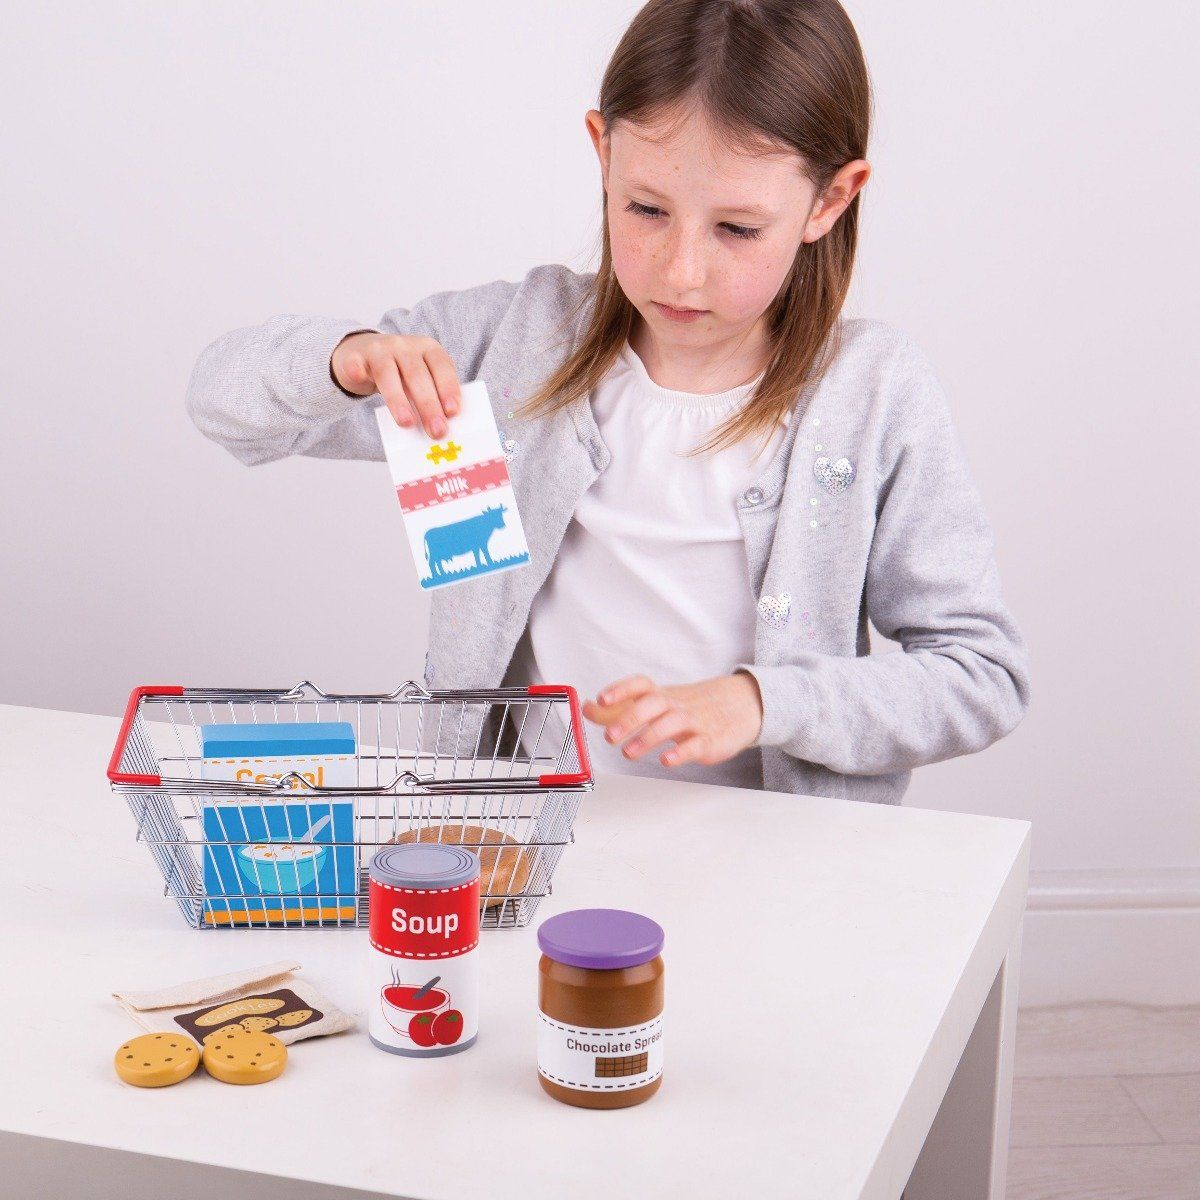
[107,680,593,930]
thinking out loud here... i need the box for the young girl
[187,0,1029,806]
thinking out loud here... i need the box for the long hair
[514,0,873,458]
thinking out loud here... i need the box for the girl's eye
[722,222,763,242]
[625,199,663,221]
[623,199,763,241]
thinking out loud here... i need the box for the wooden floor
[1007,1004,1200,1199]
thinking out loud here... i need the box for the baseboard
[1019,869,1200,1007]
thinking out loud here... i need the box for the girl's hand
[582,672,764,768]
[331,332,462,439]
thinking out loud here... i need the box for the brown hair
[515,0,872,459]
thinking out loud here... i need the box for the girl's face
[586,105,865,359]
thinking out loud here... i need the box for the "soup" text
[391,908,460,939]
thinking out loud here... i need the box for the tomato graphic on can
[368,842,480,1057]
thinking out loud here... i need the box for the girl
[187,0,1029,805]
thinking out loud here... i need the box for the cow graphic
[423,504,509,580]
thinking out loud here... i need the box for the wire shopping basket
[107,680,593,931]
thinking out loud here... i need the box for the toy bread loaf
[388,824,532,908]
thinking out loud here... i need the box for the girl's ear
[585,109,610,181]
[803,159,871,243]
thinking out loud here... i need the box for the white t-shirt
[505,340,790,790]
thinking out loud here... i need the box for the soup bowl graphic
[236,841,326,892]
[380,984,450,1040]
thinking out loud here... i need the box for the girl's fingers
[621,708,694,760]
[423,343,463,418]
[340,351,373,392]
[397,352,447,440]
[370,353,414,427]
[661,733,708,768]
[605,691,670,745]
[597,675,654,707]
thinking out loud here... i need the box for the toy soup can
[368,842,480,1056]
[536,908,665,1108]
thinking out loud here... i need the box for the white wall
[3,2,1196,1001]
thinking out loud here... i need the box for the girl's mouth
[653,302,708,323]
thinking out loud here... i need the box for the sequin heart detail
[814,455,855,494]
[503,438,520,463]
[757,591,791,628]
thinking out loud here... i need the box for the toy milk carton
[199,723,357,927]
[374,380,531,590]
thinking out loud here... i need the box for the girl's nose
[661,226,708,294]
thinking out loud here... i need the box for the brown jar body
[537,953,664,1109]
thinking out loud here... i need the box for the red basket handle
[108,682,591,790]
[528,683,592,787]
[107,685,184,786]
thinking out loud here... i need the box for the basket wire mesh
[108,680,592,930]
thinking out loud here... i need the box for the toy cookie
[202,1026,287,1085]
[114,1032,200,1088]
[201,1023,245,1044]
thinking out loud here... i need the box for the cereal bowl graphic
[236,841,326,892]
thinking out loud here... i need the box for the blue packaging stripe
[201,721,356,757]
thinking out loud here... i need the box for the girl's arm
[185,275,529,466]
[737,345,1031,776]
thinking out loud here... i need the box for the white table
[0,705,1028,1200]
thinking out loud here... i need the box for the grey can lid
[370,842,479,890]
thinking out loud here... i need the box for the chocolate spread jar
[536,908,665,1109]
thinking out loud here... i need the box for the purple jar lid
[370,842,479,890]
[537,908,664,970]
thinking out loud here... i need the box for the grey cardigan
[186,263,1030,804]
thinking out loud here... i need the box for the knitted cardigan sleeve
[736,341,1031,775]
[183,269,569,466]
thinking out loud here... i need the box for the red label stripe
[368,876,480,960]
[397,456,510,515]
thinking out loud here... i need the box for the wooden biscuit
[202,1027,287,1085]
[388,824,533,908]
[201,1023,245,1044]
[114,1032,200,1088]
